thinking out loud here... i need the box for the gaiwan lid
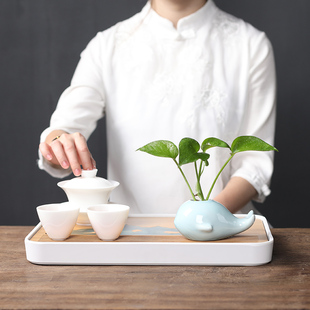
[58,169,117,190]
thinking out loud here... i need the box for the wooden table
[0,226,309,309]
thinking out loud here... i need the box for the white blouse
[38,0,276,215]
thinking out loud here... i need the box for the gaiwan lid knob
[59,169,114,189]
[81,169,98,178]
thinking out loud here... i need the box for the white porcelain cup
[36,202,80,241]
[87,204,130,241]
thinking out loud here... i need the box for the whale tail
[246,210,254,219]
[238,210,255,233]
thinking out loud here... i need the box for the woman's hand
[39,130,96,176]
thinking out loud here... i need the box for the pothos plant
[137,136,278,201]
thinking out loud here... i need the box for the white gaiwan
[57,169,119,225]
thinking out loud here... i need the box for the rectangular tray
[24,214,273,266]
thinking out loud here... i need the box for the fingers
[39,142,54,162]
[40,133,95,176]
[74,133,95,172]
[90,154,97,171]
[51,137,72,171]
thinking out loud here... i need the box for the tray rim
[24,214,274,266]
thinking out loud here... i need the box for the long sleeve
[38,33,105,178]
[231,32,277,202]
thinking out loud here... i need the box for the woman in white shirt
[38,0,276,215]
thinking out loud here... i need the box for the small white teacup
[36,202,80,241]
[87,204,130,241]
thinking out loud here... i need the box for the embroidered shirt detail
[211,11,240,44]
[198,87,227,123]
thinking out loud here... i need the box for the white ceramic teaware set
[36,169,129,241]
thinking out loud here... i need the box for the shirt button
[180,29,195,39]
[174,33,183,41]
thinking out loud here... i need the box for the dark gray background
[0,0,309,227]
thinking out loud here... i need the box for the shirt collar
[140,0,217,40]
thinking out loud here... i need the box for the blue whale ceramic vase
[174,200,255,241]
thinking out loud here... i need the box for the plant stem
[195,161,204,200]
[173,158,197,201]
[206,154,235,200]
[200,161,205,182]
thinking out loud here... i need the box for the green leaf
[194,153,210,168]
[231,136,278,154]
[179,138,210,166]
[179,138,200,166]
[137,140,178,159]
[201,137,230,152]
